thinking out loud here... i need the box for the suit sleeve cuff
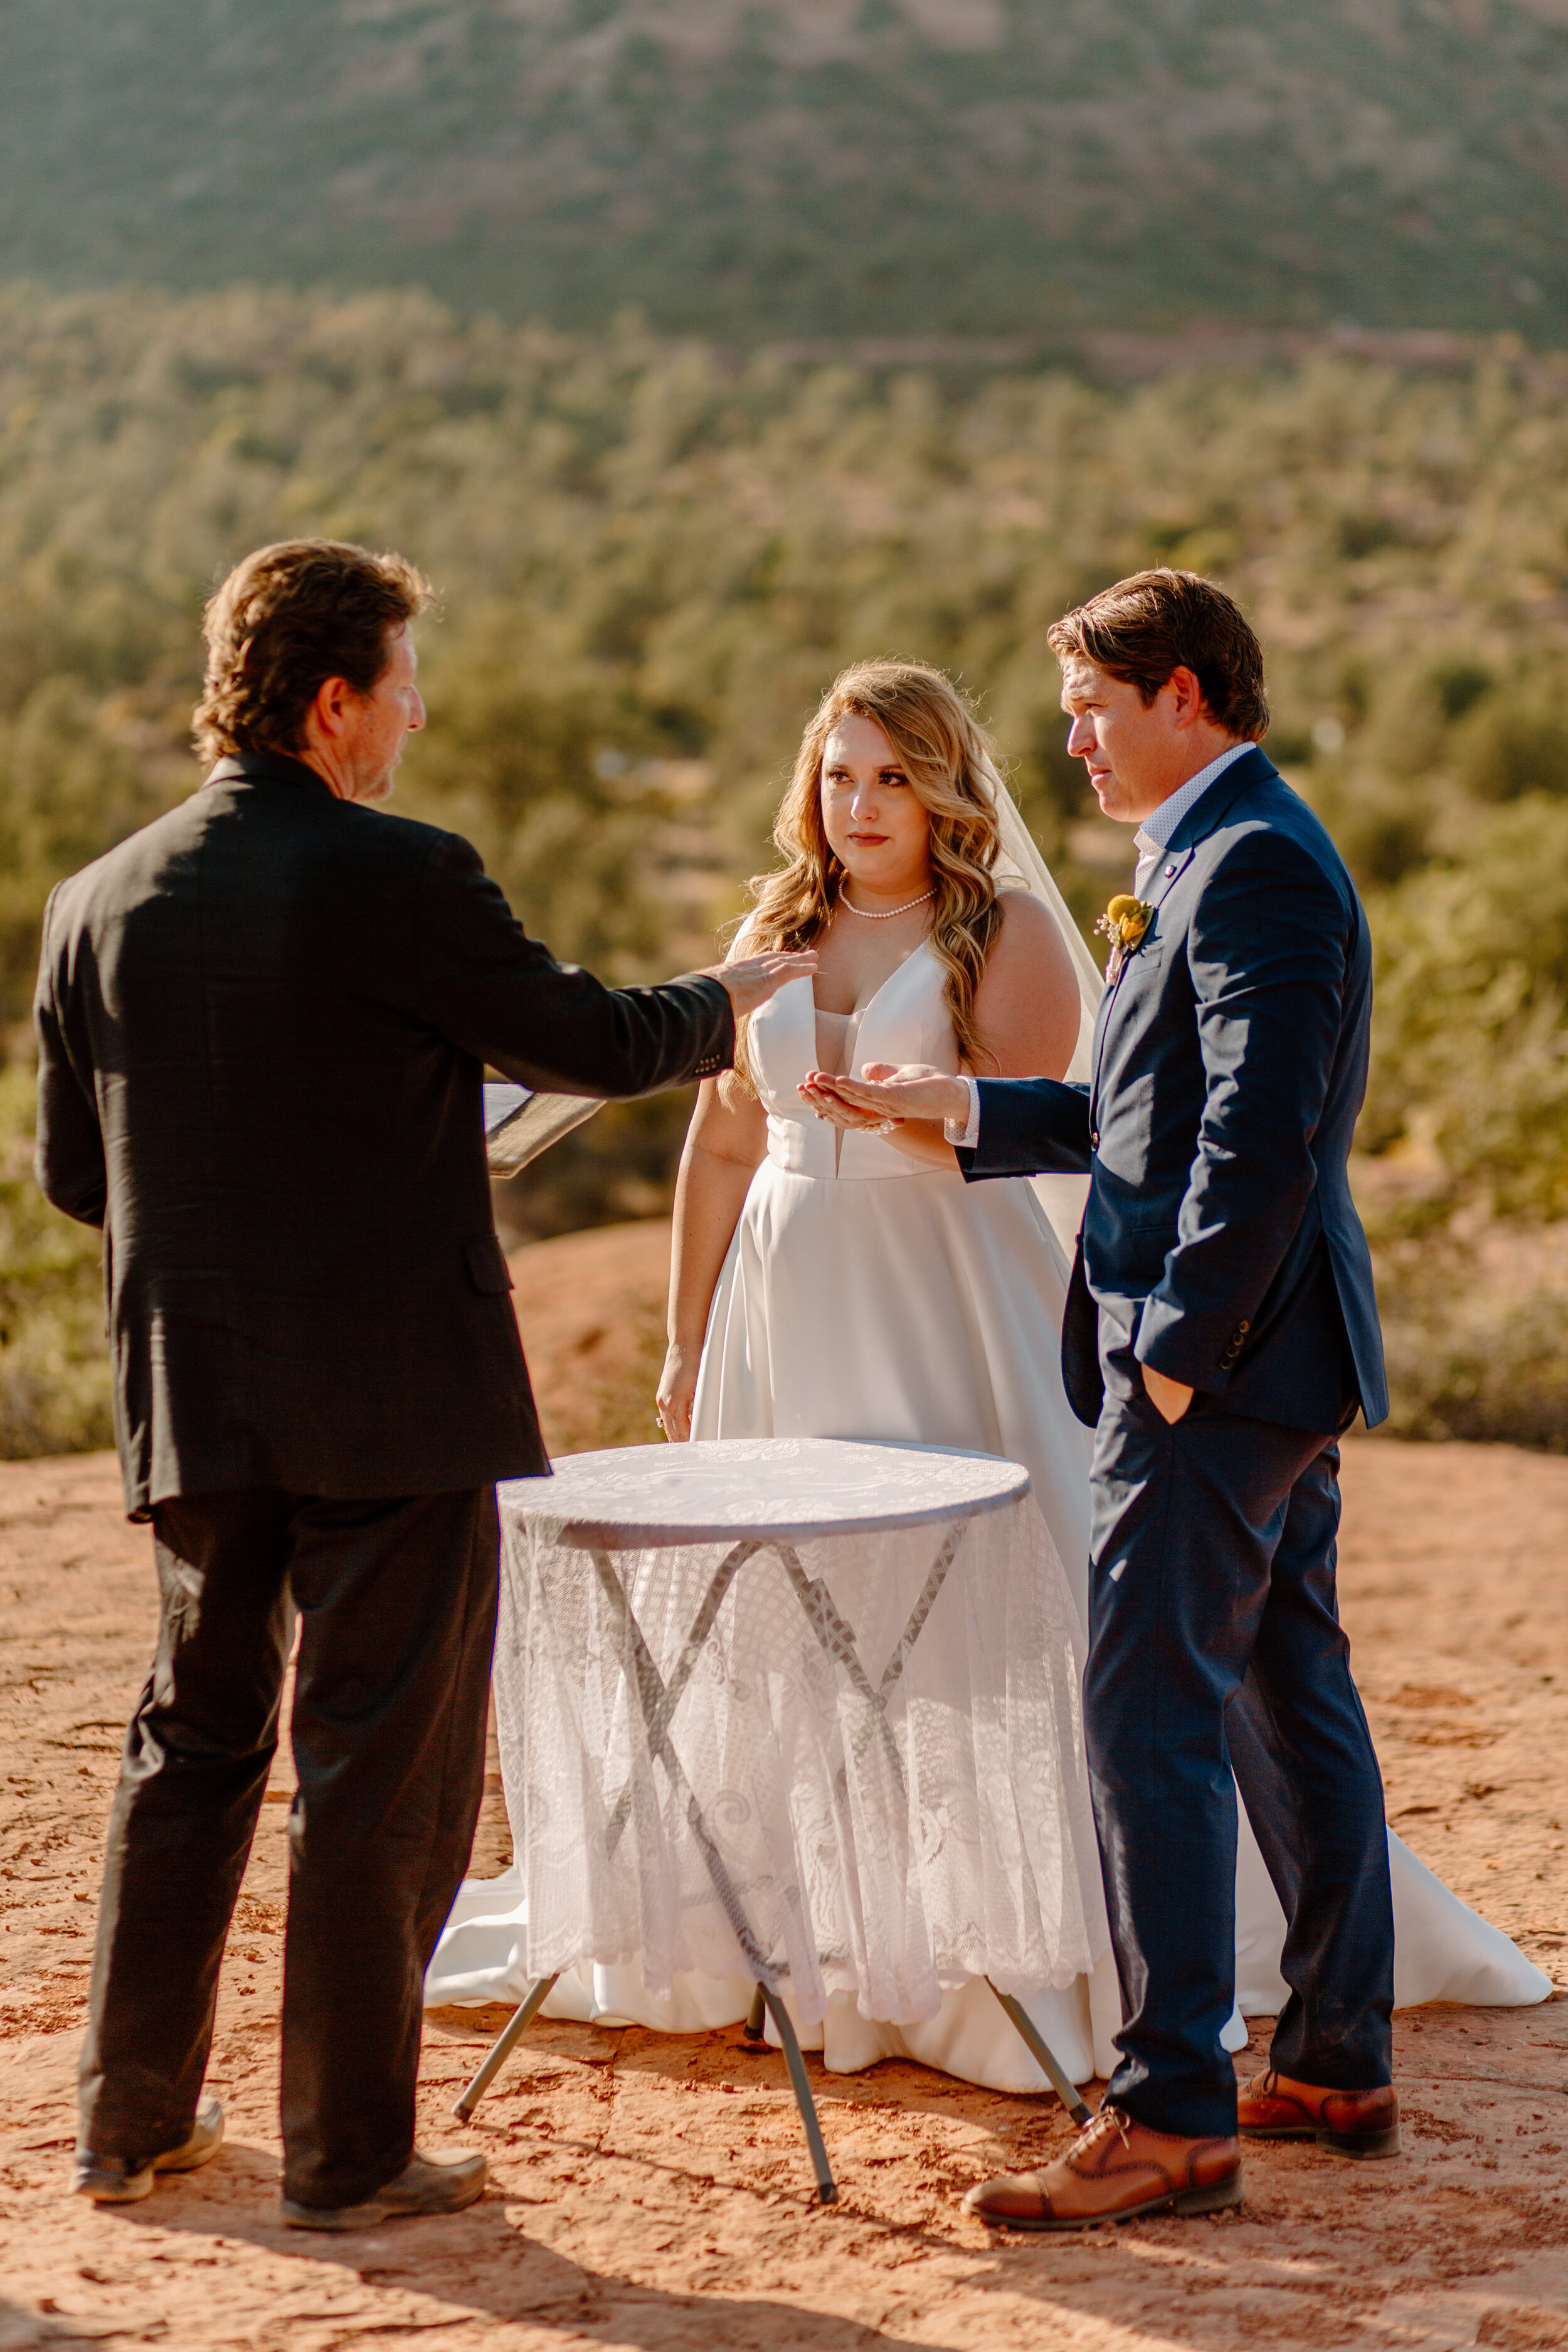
[943,1076,981,1149]
[1134,1295,1234,1396]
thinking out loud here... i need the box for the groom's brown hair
[1048,569,1269,741]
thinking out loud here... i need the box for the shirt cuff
[943,1076,982,1150]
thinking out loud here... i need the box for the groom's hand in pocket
[1142,1364,1195,1424]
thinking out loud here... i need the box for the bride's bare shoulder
[987,889,1076,978]
[972,891,1081,1076]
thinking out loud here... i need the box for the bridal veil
[980,756,1104,1253]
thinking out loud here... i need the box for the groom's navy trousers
[963,748,1396,2139]
[1088,1332,1392,2138]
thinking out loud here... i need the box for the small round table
[454,1438,1095,2201]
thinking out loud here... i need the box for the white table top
[499,1436,1032,1547]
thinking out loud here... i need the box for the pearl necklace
[838,887,935,920]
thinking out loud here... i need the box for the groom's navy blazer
[961,747,1387,1434]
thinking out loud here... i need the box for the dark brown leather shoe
[1237,2069,1400,2158]
[963,2104,1242,2231]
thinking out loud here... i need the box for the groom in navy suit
[818,571,1397,2227]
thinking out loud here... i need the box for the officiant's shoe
[281,2148,487,2232]
[1238,2070,1401,2158]
[963,2105,1242,2231]
[73,2099,225,2203]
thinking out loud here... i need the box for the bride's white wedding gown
[426,941,1549,2084]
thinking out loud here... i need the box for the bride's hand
[804,1062,970,1128]
[798,1072,896,1130]
[655,1339,700,1442]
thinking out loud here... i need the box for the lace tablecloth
[488,1436,1105,2029]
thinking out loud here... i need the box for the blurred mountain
[3,0,1565,342]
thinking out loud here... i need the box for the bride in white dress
[426,661,1547,2084]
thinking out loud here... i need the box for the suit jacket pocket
[464,1234,515,1295]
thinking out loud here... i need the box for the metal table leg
[503,1528,1081,2195]
[452,1972,561,2121]
[588,1549,838,2204]
[762,1988,837,2203]
[603,1538,761,1858]
[781,1523,1089,2132]
[986,1980,1092,2124]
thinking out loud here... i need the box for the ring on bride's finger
[868,1118,896,1136]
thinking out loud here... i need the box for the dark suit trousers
[78,1485,500,2208]
[1086,1337,1394,2139]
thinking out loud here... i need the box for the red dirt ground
[1,1222,1564,2351]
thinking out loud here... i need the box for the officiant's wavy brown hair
[728,660,1007,1094]
[193,538,433,762]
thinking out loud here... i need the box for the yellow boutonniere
[1094,894,1153,981]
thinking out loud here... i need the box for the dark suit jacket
[960,748,1387,1434]
[33,751,734,1515]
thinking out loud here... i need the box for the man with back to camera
[34,538,813,2230]
[817,570,1397,2227]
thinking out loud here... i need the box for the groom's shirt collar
[1132,741,1252,897]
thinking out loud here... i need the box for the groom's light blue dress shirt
[1129,741,1252,896]
[944,740,1254,1150]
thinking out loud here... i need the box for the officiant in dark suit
[812,571,1397,2229]
[34,538,813,2228]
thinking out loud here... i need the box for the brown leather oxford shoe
[963,2104,1243,2231]
[1237,2069,1400,2158]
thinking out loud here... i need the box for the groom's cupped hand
[799,1062,970,1130]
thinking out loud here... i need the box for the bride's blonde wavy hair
[727,660,1005,1098]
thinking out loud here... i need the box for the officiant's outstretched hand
[707,948,818,1017]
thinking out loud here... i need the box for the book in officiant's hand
[483,1084,603,1174]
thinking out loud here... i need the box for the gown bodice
[749,943,958,1180]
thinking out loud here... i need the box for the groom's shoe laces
[1073,2104,1133,2160]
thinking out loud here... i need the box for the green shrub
[1454,701,1568,803]
[0,291,1567,1443]
[0,1067,112,1458]
[1362,798,1568,1223]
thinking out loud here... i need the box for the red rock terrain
[1,1222,1564,2351]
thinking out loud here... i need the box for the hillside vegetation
[1,2,1567,345]
[3,285,1568,1449]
